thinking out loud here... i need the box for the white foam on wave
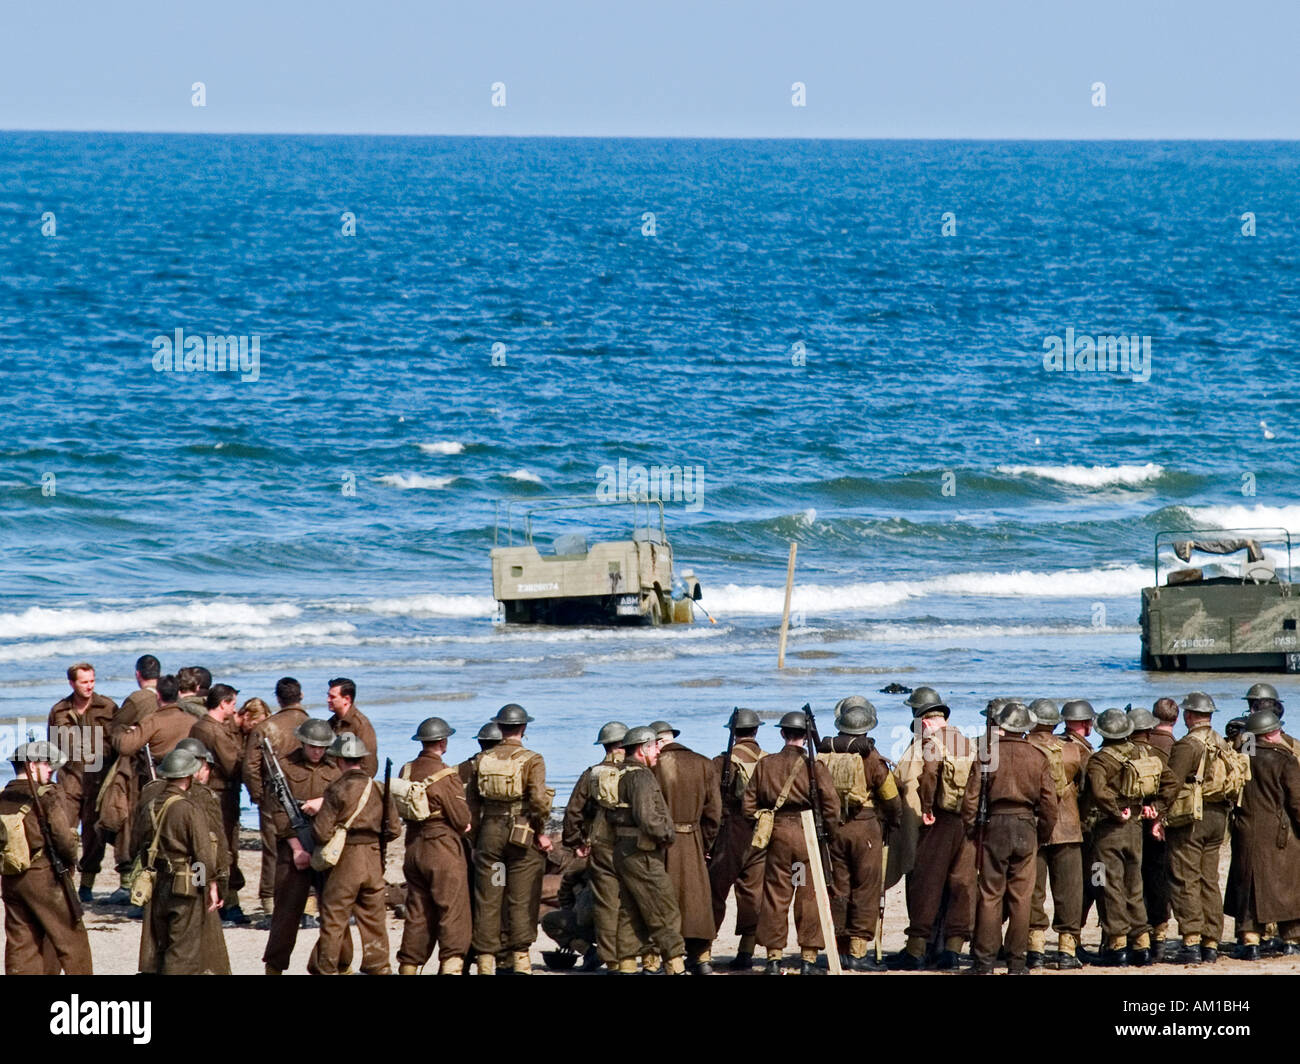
[705,563,1150,616]
[0,622,359,664]
[1184,503,1300,533]
[339,593,499,619]
[856,622,1139,643]
[376,473,457,490]
[506,469,542,484]
[417,441,465,456]
[996,463,1164,488]
[0,601,303,639]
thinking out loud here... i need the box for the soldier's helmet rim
[620,725,658,748]
[173,737,215,764]
[594,721,629,746]
[1095,708,1134,741]
[329,733,372,760]
[1246,708,1282,736]
[836,703,878,735]
[158,748,201,779]
[410,716,455,742]
[295,719,336,747]
[492,703,535,725]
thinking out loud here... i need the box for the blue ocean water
[2,134,1299,807]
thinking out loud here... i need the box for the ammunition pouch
[750,761,803,851]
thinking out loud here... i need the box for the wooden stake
[800,809,842,975]
[777,541,797,668]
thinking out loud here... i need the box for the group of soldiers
[4,654,1300,974]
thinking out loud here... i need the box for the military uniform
[1026,725,1086,963]
[653,740,722,964]
[329,706,379,778]
[465,736,551,968]
[397,750,472,972]
[311,765,400,975]
[262,747,346,973]
[1136,727,1175,951]
[818,732,902,964]
[190,714,245,906]
[742,743,839,966]
[100,686,160,875]
[131,778,220,974]
[606,757,686,971]
[0,774,92,974]
[561,743,625,966]
[541,857,596,957]
[116,701,195,767]
[961,720,1058,973]
[244,703,309,907]
[46,691,118,887]
[1156,722,1232,957]
[177,695,208,721]
[708,734,767,958]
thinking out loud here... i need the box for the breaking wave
[995,463,1164,488]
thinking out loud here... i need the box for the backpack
[392,764,457,822]
[0,802,34,875]
[1167,730,1250,826]
[817,752,870,819]
[591,763,628,811]
[1114,744,1164,801]
[476,747,537,803]
[1028,734,1070,799]
[935,733,976,814]
[727,749,767,801]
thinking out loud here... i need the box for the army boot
[1201,940,1219,964]
[1050,933,1082,970]
[728,935,757,970]
[687,948,714,975]
[848,936,882,972]
[891,935,926,970]
[799,948,824,976]
[1129,931,1151,967]
[934,936,964,970]
[1237,932,1262,962]
[78,874,95,904]
[1099,936,1129,967]
[1173,936,1203,965]
[764,949,783,975]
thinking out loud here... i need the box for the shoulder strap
[400,763,412,781]
[772,759,804,813]
[343,778,375,831]
[146,795,185,866]
[427,766,458,785]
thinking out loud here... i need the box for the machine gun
[261,737,315,854]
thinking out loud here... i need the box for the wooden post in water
[777,541,797,668]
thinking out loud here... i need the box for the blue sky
[2,0,1296,137]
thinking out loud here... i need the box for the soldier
[1059,700,1098,942]
[1244,683,1300,759]
[743,710,839,975]
[540,857,596,967]
[262,719,348,975]
[1081,708,1161,966]
[190,682,248,924]
[1225,708,1300,960]
[100,653,162,902]
[1025,698,1086,970]
[894,687,976,970]
[115,673,196,768]
[131,748,222,974]
[709,707,768,971]
[1154,691,1242,965]
[311,733,398,976]
[326,677,378,777]
[459,722,503,785]
[818,697,902,971]
[46,661,118,902]
[396,717,472,975]
[650,719,722,974]
[962,702,1057,975]
[1132,703,1176,961]
[244,677,310,915]
[560,720,627,971]
[176,667,209,720]
[465,703,552,975]
[0,741,93,974]
[607,726,686,975]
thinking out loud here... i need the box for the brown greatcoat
[1225,738,1300,924]
[48,691,118,874]
[97,686,160,855]
[243,705,309,807]
[329,706,379,778]
[653,741,722,943]
[116,703,195,765]
[708,736,767,939]
[0,777,92,974]
[190,714,244,897]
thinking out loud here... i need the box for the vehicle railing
[1153,527,1293,584]
[494,494,667,548]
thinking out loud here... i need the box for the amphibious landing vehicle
[1141,527,1300,672]
[491,496,702,625]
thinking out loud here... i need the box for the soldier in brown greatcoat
[962,701,1058,975]
[560,720,627,971]
[894,686,977,970]
[396,717,472,974]
[1024,698,1086,969]
[115,673,195,769]
[1132,701,1177,961]
[311,732,398,975]
[47,661,118,900]
[650,719,722,974]
[100,653,162,899]
[131,748,222,974]
[244,678,310,914]
[326,676,379,777]
[190,682,247,922]
[465,704,552,975]
[818,697,902,971]
[0,741,93,975]
[742,709,839,976]
[708,707,768,970]
[261,719,349,975]
[1225,707,1300,960]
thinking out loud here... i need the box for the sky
[2,0,1297,137]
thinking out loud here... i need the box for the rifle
[709,709,739,862]
[261,737,315,854]
[974,704,995,882]
[379,757,393,867]
[801,703,835,892]
[24,764,83,925]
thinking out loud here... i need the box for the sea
[2,134,1298,817]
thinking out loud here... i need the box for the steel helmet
[158,748,201,779]
[594,721,629,746]
[620,726,658,749]
[1246,708,1283,736]
[295,719,336,748]
[647,720,680,738]
[836,703,878,735]
[476,722,504,743]
[1028,699,1061,727]
[1244,682,1280,703]
[778,710,809,733]
[329,733,371,760]
[726,708,764,730]
[1179,692,1217,714]
[492,703,535,725]
[411,717,455,742]
[174,737,215,764]
[905,686,949,717]
[9,739,68,772]
[1094,708,1134,741]
[997,701,1032,733]
[1061,700,1096,722]
[1126,707,1159,732]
